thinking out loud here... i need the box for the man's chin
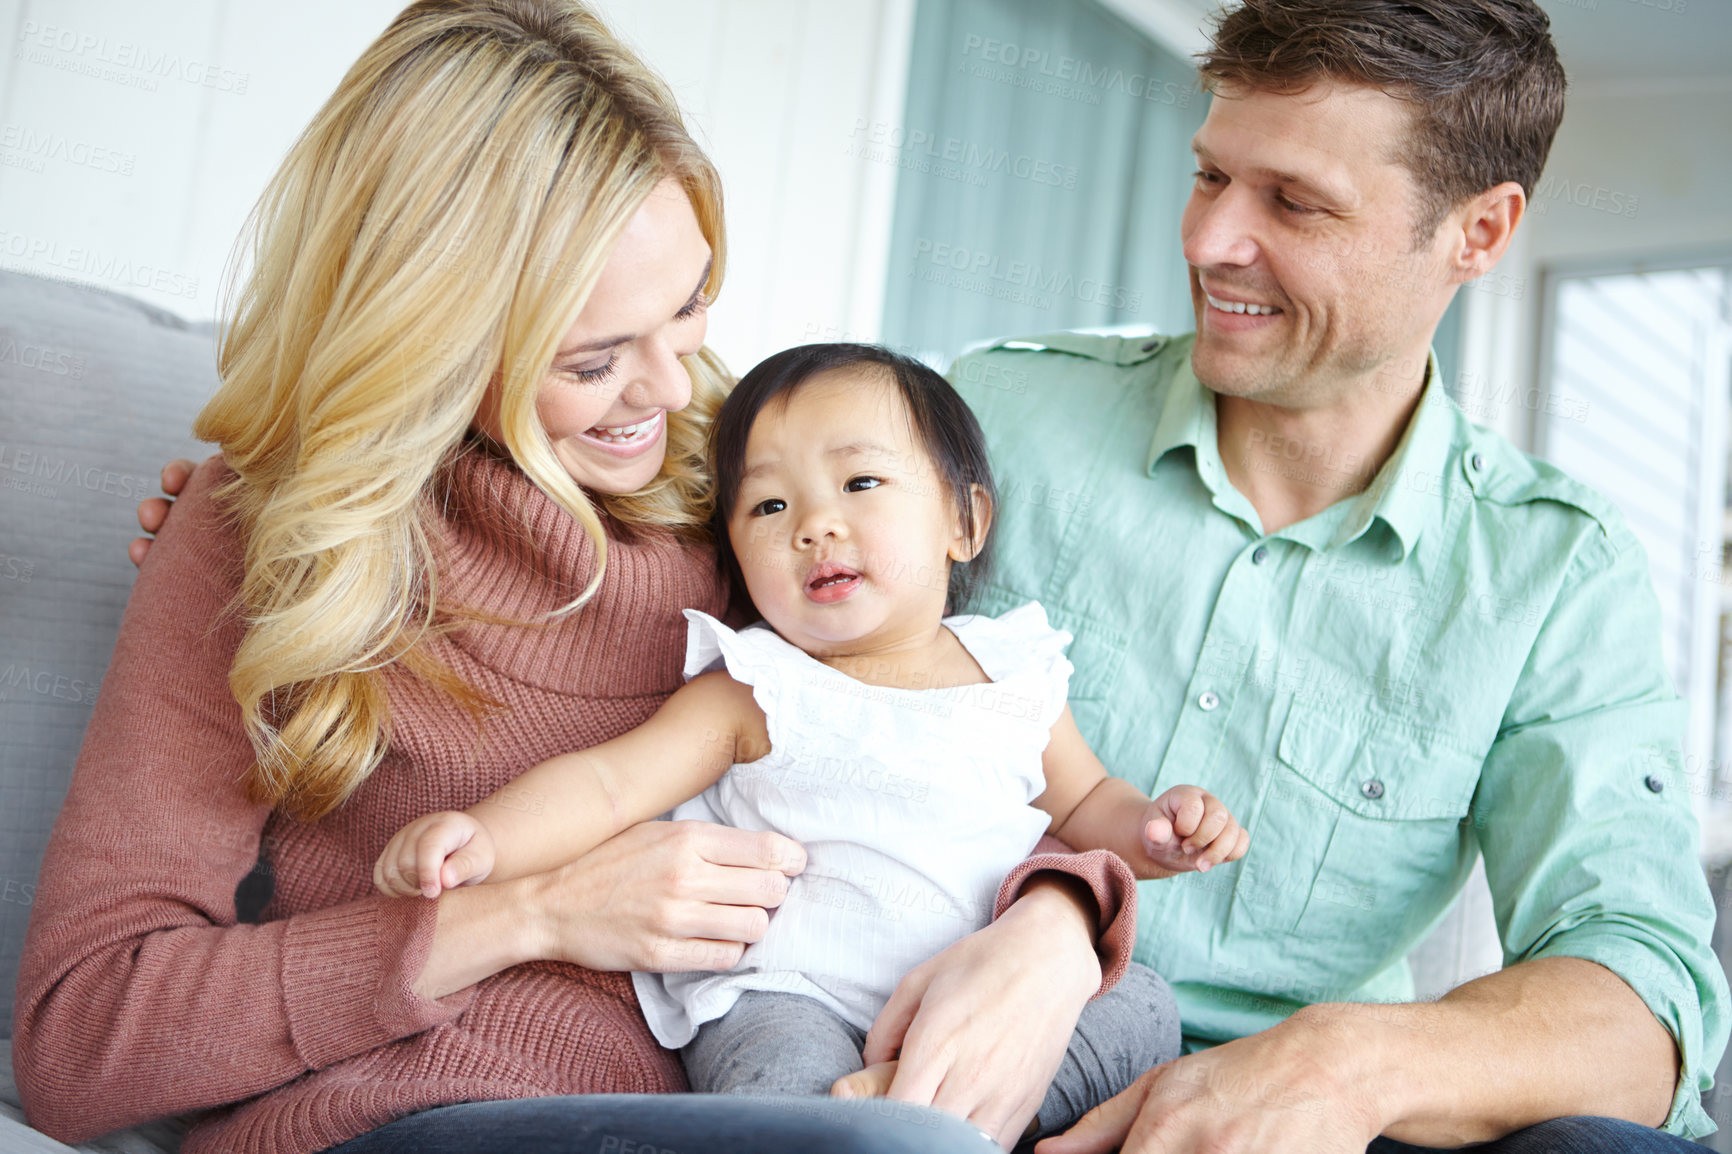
[1190,341,1276,399]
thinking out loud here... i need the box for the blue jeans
[320,1094,997,1153]
[325,1099,1708,1153]
[1368,1115,1706,1152]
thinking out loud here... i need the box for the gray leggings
[681,961,1180,1140]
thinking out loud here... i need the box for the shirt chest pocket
[1230,700,1483,981]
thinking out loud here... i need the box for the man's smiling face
[1181,81,1460,409]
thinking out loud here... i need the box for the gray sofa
[0,267,1507,1151]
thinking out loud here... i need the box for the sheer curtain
[879,0,1205,363]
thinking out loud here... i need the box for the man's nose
[1183,187,1261,271]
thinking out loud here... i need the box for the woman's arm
[16,458,468,1141]
[855,837,1142,1148]
[375,670,763,896]
[22,458,804,1141]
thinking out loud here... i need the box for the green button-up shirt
[950,331,1730,1138]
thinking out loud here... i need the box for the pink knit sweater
[12,441,1138,1154]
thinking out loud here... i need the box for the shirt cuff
[1526,927,1719,1140]
[992,834,1138,999]
[281,895,477,1071]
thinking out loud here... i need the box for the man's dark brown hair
[1199,0,1566,244]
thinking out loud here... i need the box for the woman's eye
[844,476,882,492]
[674,294,708,321]
[750,498,786,516]
[561,354,618,383]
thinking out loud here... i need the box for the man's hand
[1035,1007,1386,1154]
[130,458,196,567]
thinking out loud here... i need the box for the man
[945,1,1729,1151]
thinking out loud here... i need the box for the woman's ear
[949,483,992,563]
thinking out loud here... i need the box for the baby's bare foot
[830,1059,898,1099]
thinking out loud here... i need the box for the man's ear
[949,483,992,563]
[1449,180,1526,285]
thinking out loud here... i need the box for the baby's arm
[374,670,767,898]
[1032,705,1248,879]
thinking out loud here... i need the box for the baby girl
[375,342,1248,1141]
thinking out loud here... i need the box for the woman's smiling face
[473,178,712,495]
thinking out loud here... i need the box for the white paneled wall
[1539,270,1731,803]
[0,0,915,375]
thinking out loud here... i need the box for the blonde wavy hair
[195,0,729,821]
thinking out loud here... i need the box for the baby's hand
[373,811,497,899]
[1140,785,1248,877]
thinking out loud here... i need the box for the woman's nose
[621,336,694,413]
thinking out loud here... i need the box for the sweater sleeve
[992,835,1137,999]
[11,455,475,1143]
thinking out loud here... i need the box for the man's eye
[1193,169,1224,187]
[751,498,786,516]
[844,476,882,492]
[1277,193,1318,214]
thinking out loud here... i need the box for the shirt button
[1198,691,1220,711]
[1142,339,1161,352]
[1252,545,1270,565]
[1471,452,1485,472]
[1645,774,1665,794]
[1360,779,1385,800]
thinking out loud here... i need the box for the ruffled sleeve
[681,609,792,744]
[960,600,1075,730]
[682,609,779,681]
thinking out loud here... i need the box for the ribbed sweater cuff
[993,838,1137,1000]
[281,895,475,1072]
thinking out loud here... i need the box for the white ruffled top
[631,600,1074,1047]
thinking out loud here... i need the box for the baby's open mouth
[804,561,862,602]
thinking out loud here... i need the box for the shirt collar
[1331,350,1456,559]
[1147,346,1458,560]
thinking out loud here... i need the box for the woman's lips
[804,562,862,604]
[576,409,665,459]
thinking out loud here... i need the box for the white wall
[1456,79,1732,448]
[0,0,915,377]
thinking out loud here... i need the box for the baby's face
[727,368,973,657]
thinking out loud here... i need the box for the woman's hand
[130,458,197,567]
[528,818,806,973]
[414,819,806,1000]
[842,874,1103,1148]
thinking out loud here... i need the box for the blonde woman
[12,3,1139,1153]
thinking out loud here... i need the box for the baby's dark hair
[709,342,997,619]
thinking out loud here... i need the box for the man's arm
[1040,955,1676,1153]
[1041,514,1728,1153]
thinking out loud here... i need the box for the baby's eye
[750,497,786,516]
[844,476,882,492]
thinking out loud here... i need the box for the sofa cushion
[0,270,216,1042]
